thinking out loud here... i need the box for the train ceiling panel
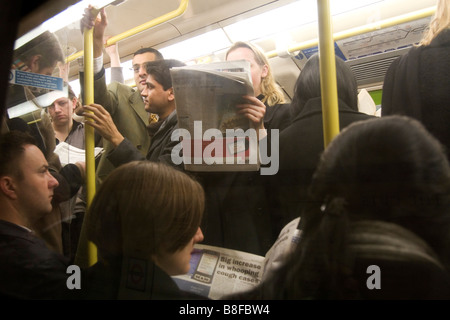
[17,0,438,89]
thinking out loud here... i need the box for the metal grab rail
[74,7,99,269]
[74,0,190,268]
[266,6,436,59]
[317,0,339,148]
[66,0,189,63]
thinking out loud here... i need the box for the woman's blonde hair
[87,161,205,259]
[226,41,286,107]
[419,0,450,46]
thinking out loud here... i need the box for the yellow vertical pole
[317,0,340,147]
[75,8,99,268]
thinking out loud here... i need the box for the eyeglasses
[129,64,145,73]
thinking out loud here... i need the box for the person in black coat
[0,131,69,299]
[81,59,185,170]
[269,53,376,230]
[228,116,450,300]
[196,42,292,257]
[381,0,450,160]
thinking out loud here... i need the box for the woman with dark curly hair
[229,116,450,299]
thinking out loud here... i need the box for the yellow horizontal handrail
[65,0,189,63]
[266,6,436,58]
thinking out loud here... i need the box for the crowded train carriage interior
[1,0,450,302]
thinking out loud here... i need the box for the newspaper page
[172,217,301,299]
[262,217,301,281]
[54,141,103,166]
[170,60,260,172]
[172,244,264,300]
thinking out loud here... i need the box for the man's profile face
[14,145,59,224]
[132,52,158,93]
[141,74,171,117]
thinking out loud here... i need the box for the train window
[3,0,444,302]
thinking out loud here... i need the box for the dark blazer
[382,29,450,159]
[107,110,180,169]
[270,97,376,229]
[0,220,69,299]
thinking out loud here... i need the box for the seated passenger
[0,131,69,299]
[80,161,206,299]
[269,53,376,231]
[229,116,450,299]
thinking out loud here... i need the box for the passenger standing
[270,53,375,230]
[226,41,291,132]
[42,85,87,262]
[229,116,450,299]
[381,0,450,160]
[5,32,86,260]
[6,30,65,155]
[80,7,164,185]
[196,41,290,256]
[81,161,206,299]
[0,131,69,299]
[81,59,185,169]
[48,85,85,149]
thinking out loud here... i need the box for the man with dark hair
[80,7,165,185]
[7,31,64,109]
[0,131,69,299]
[12,30,64,76]
[81,59,185,169]
[6,30,65,153]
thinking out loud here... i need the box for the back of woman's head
[310,116,450,220]
[258,116,450,299]
[290,54,358,115]
[87,161,205,259]
[307,116,450,268]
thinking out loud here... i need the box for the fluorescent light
[159,29,232,62]
[7,101,40,119]
[69,79,81,98]
[223,0,383,42]
[14,0,117,50]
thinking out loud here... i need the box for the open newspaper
[172,217,301,300]
[54,141,103,166]
[170,60,260,172]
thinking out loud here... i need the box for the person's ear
[167,87,175,102]
[71,97,78,112]
[261,64,269,78]
[0,176,18,200]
